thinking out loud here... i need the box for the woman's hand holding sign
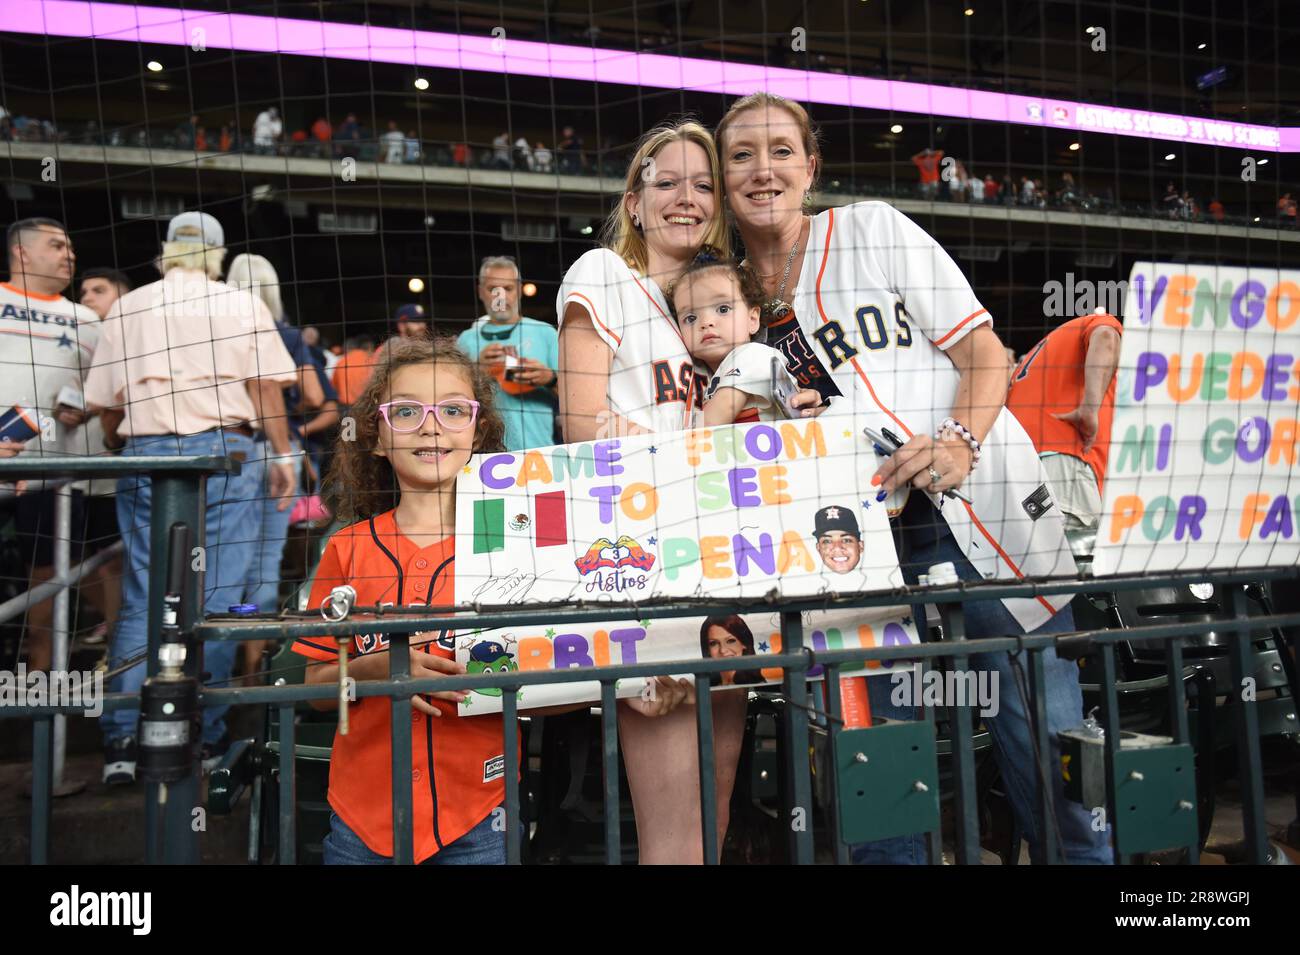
[624,675,696,717]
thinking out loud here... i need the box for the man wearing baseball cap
[393,302,430,339]
[84,209,299,783]
[813,505,864,575]
[371,303,431,366]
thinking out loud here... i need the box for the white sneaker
[103,736,137,785]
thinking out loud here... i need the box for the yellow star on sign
[843,429,852,438]
[462,465,472,474]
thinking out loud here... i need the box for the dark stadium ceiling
[2,1,1295,213]
[28,0,1300,124]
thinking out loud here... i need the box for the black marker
[862,425,973,506]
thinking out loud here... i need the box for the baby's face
[673,267,761,370]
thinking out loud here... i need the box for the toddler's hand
[790,389,825,417]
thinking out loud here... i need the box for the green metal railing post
[921,663,944,865]
[823,664,851,865]
[278,703,297,864]
[935,599,980,864]
[503,688,521,865]
[1098,642,1126,864]
[147,471,207,866]
[780,611,814,864]
[1223,586,1268,863]
[1027,648,1060,864]
[694,678,719,865]
[30,716,53,864]
[388,632,414,865]
[1163,634,1198,864]
[599,681,621,865]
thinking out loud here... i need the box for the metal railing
[1,455,1295,865]
[0,454,239,863]
[0,479,123,796]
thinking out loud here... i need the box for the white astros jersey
[705,342,798,423]
[558,248,700,433]
[783,201,1073,631]
[0,281,100,459]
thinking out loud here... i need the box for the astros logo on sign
[574,535,657,575]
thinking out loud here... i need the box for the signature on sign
[470,568,549,604]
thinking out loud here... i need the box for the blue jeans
[851,499,1114,865]
[243,438,301,613]
[322,810,506,865]
[100,431,263,747]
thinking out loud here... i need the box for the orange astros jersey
[292,510,512,863]
[1007,313,1124,491]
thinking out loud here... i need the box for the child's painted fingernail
[876,489,888,503]
[871,474,882,486]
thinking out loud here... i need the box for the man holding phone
[0,217,101,673]
[458,255,558,450]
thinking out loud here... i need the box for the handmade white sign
[451,415,920,712]
[1094,261,1300,574]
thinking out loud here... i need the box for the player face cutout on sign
[813,504,864,574]
[700,616,764,687]
[817,530,863,574]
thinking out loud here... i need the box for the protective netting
[0,0,1296,700]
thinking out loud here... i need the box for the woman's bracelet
[935,417,981,472]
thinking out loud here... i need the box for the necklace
[760,217,806,320]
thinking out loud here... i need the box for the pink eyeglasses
[377,399,480,432]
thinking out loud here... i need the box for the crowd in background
[3,103,1294,228]
[912,147,1115,211]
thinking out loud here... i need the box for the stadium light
[522,282,537,297]
[408,277,425,293]
[3,1,1294,153]
[1197,43,1207,50]
[1259,158,1269,165]
[146,59,163,71]
[1164,152,1176,160]
[580,225,593,235]
[1068,142,1081,150]
[413,77,429,90]
[890,123,903,133]
[964,8,975,15]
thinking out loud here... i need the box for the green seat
[211,523,344,863]
[254,636,338,864]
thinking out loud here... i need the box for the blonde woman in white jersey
[558,121,820,863]
[715,93,1112,865]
